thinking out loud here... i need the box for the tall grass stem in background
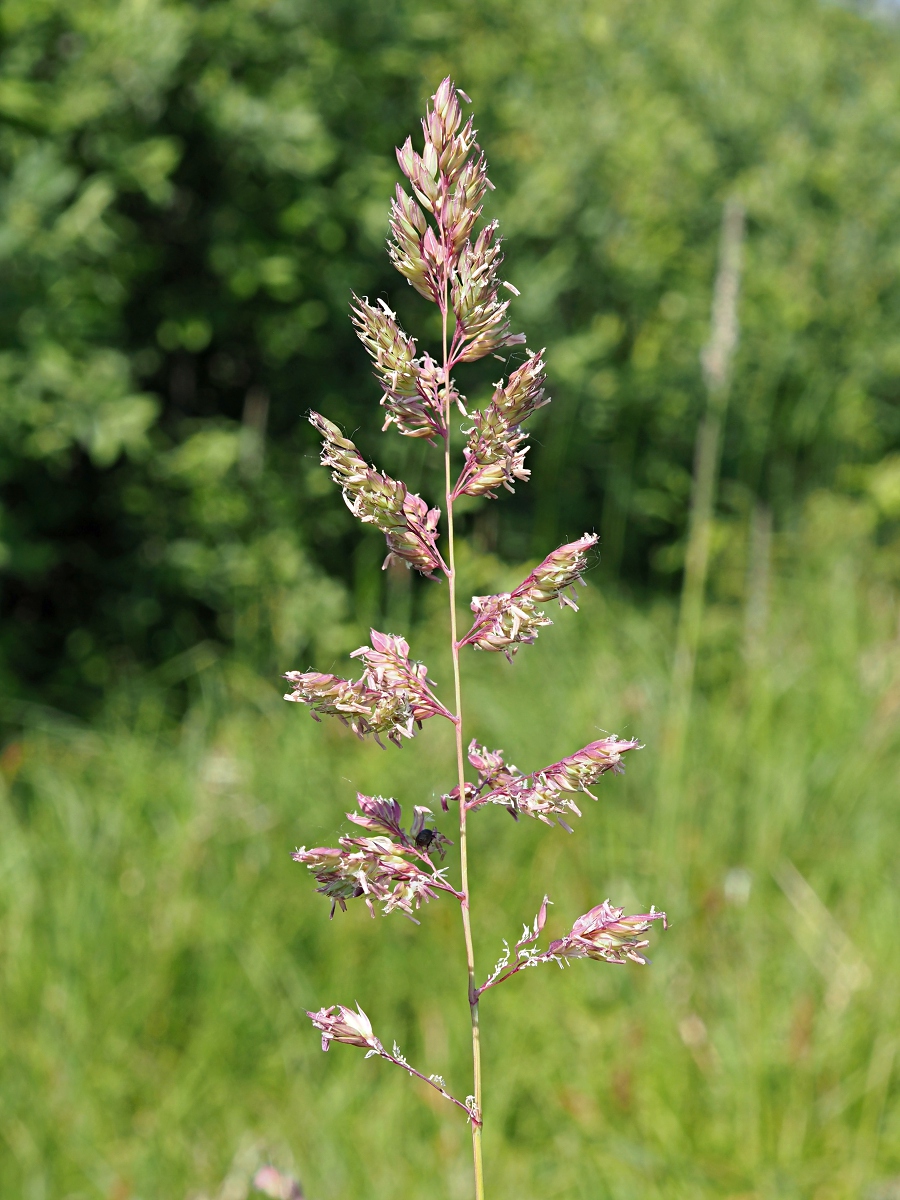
[658,198,745,864]
[284,80,666,1198]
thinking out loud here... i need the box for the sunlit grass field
[2,506,900,1200]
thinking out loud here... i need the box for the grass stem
[442,301,485,1200]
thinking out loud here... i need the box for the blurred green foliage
[2,505,899,1198]
[4,5,900,1195]
[2,0,900,713]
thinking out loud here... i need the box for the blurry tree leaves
[1,0,899,712]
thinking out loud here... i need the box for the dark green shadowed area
[2,0,900,711]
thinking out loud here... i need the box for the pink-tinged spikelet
[351,295,447,440]
[310,412,446,578]
[294,793,456,918]
[453,351,549,500]
[284,629,453,747]
[547,901,668,966]
[459,533,598,657]
[253,1166,304,1200]
[442,735,641,829]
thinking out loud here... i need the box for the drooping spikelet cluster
[545,901,668,966]
[309,411,445,577]
[351,296,447,440]
[308,1002,380,1053]
[306,1001,476,1119]
[350,630,453,725]
[294,793,457,919]
[284,629,453,747]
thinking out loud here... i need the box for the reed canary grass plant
[286,79,667,1199]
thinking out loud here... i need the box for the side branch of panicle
[351,295,447,440]
[459,533,598,657]
[284,629,454,747]
[310,411,446,578]
[309,1002,380,1052]
[442,736,641,829]
[388,182,442,305]
[453,350,548,499]
[477,899,667,996]
[546,902,667,966]
[294,794,456,919]
[350,630,455,724]
[450,220,526,364]
[307,1002,476,1119]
